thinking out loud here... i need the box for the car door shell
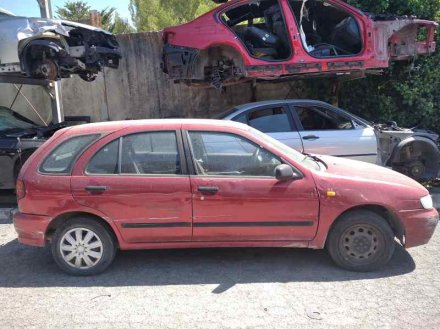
[289,101,377,163]
[71,125,193,243]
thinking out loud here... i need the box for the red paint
[162,0,437,79]
[13,119,438,252]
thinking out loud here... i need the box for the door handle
[302,135,320,141]
[198,186,219,194]
[85,186,107,192]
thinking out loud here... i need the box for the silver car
[218,99,440,180]
[0,8,120,81]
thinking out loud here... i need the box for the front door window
[188,131,282,177]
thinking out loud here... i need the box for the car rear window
[40,134,99,174]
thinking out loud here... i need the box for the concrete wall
[1,31,307,123]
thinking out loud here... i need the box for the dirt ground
[0,208,439,328]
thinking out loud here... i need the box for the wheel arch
[18,36,67,76]
[386,136,440,179]
[326,204,405,245]
[45,211,120,247]
[193,43,246,79]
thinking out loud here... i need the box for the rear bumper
[399,208,439,248]
[13,212,51,247]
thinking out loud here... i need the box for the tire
[326,210,395,272]
[51,217,116,276]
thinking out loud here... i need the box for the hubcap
[341,224,380,261]
[59,228,103,269]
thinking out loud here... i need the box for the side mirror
[275,164,300,181]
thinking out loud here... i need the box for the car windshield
[246,125,321,170]
[0,107,37,132]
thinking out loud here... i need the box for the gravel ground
[0,213,439,329]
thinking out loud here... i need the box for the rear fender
[374,19,438,61]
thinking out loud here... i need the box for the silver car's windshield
[246,126,320,170]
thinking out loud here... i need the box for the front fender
[388,136,439,163]
[19,38,66,75]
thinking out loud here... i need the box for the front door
[186,130,319,241]
[292,104,377,163]
[71,130,192,243]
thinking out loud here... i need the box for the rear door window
[247,106,293,133]
[86,139,120,174]
[40,135,99,174]
[121,132,181,175]
[85,132,182,176]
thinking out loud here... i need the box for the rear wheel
[51,217,116,275]
[326,210,395,272]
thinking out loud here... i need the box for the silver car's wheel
[60,228,103,269]
[51,217,116,275]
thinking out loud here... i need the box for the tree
[111,13,135,34]
[55,1,90,21]
[100,7,117,31]
[129,0,216,32]
[55,1,134,34]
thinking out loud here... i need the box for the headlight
[420,195,433,209]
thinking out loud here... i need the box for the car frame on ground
[13,119,438,275]
[0,8,120,82]
[218,99,440,180]
[162,0,437,88]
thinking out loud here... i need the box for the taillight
[16,179,26,200]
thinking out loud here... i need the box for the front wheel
[326,210,395,272]
[51,217,116,275]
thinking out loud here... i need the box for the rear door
[291,103,377,163]
[230,104,304,152]
[71,129,193,243]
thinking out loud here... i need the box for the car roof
[62,118,251,136]
[234,99,332,111]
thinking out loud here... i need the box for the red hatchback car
[14,119,438,275]
[162,0,437,87]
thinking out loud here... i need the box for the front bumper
[399,208,439,248]
[13,212,52,247]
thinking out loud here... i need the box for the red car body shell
[162,0,437,80]
[13,120,438,252]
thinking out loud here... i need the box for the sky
[0,0,131,20]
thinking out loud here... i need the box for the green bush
[338,0,440,132]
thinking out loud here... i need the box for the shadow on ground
[0,237,415,292]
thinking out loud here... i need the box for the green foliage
[338,0,440,132]
[111,13,135,34]
[129,0,216,32]
[55,1,134,34]
[55,1,90,21]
